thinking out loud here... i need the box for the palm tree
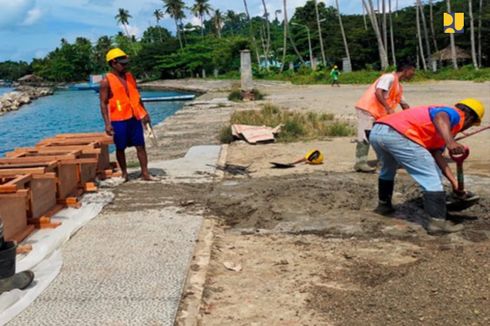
[162,0,186,49]
[429,0,439,53]
[314,0,326,66]
[261,0,271,69]
[446,0,458,69]
[280,0,288,72]
[153,9,164,25]
[191,0,212,37]
[416,0,427,71]
[478,0,483,67]
[212,9,224,38]
[115,8,132,38]
[417,0,432,70]
[335,0,351,70]
[388,0,396,66]
[153,9,164,42]
[362,0,389,69]
[469,0,478,69]
[243,0,261,65]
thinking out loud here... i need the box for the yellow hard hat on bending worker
[457,98,485,126]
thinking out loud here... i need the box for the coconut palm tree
[446,0,458,69]
[153,9,164,25]
[115,8,132,38]
[388,0,396,66]
[335,0,351,70]
[362,0,389,69]
[212,9,224,38]
[469,0,478,69]
[416,0,427,71]
[261,0,271,69]
[243,0,261,65]
[314,0,326,66]
[191,0,212,37]
[478,0,483,67]
[417,0,432,70]
[162,0,186,49]
[280,0,288,72]
[429,0,439,53]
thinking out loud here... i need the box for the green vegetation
[228,88,265,101]
[0,0,489,83]
[220,103,354,143]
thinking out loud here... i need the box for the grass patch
[228,88,266,101]
[126,161,140,168]
[222,103,355,143]
[219,125,234,143]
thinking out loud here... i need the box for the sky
[0,0,415,62]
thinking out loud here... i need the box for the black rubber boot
[424,191,464,234]
[374,179,395,215]
[0,237,35,294]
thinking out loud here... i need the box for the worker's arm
[139,98,151,125]
[99,78,113,136]
[400,99,410,110]
[432,150,458,192]
[432,112,465,155]
[375,88,394,114]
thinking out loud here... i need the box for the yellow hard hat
[106,48,128,63]
[457,98,485,126]
[305,149,324,164]
[333,65,338,69]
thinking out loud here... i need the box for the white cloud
[122,24,141,38]
[22,8,43,26]
[0,0,36,28]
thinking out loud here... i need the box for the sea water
[0,88,189,156]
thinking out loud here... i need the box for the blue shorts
[111,118,145,151]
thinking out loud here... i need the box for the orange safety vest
[355,73,403,120]
[106,72,147,122]
[376,106,465,150]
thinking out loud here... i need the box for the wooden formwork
[0,176,35,242]
[37,136,112,174]
[4,149,99,191]
[0,159,79,200]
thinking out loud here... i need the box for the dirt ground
[145,79,490,325]
[163,80,488,326]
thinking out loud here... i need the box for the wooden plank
[0,185,17,193]
[0,190,30,241]
[0,155,78,164]
[0,167,47,175]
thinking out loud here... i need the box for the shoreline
[0,86,54,116]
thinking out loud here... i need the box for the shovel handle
[449,146,469,164]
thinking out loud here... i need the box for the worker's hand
[446,141,465,155]
[142,114,151,125]
[400,102,410,110]
[452,188,466,198]
[105,123,114,136]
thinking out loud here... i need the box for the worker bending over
[369,98,485,234]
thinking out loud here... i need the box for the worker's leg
[128,118,151,180]
[111,119,130,181]
[354,109,376,172]
[369,124,399,214]
[378,129,463,233]
[115,150,128,181]
[135,146,150,180]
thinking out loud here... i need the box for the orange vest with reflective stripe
[355,73,403,120]
[106,72,147,122]
[376,106,465,150]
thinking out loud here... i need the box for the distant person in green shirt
[330,65,340,87]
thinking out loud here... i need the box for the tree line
[0,0,489,83]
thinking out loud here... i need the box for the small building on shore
[17,74,44,86]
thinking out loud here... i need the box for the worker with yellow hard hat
[330,65,340,87]
[99,48,153,181]
[368,98,484,234]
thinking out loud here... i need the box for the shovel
[446,146,480,211]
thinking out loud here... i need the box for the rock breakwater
[0,86,54,115]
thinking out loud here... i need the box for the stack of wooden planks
[0,132,119,242]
